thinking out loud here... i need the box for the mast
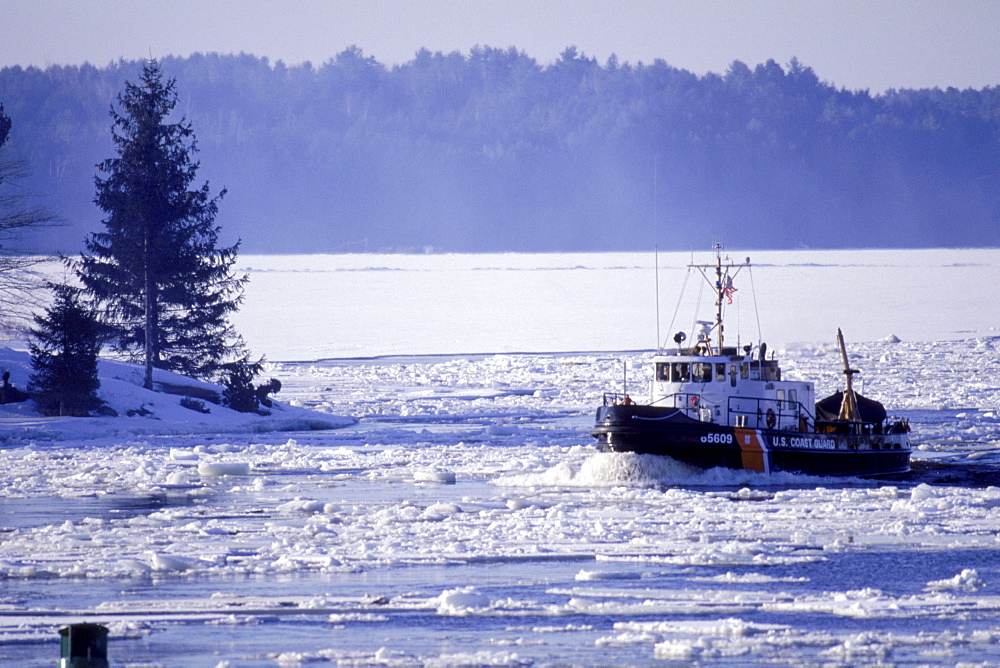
[689,243,748,353]
[714,244,724,351]
[836,328,860,421]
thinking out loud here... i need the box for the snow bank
[0,347,353,442]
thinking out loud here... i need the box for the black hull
[592,404,910,478]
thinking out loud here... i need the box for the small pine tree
[29,283,104,416]
[220,356,281,414]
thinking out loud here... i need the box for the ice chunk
[151,553,197,572]
[575,569,641,581]
[654,641,699,660]
[277,498,326,513]
[165,470,188,485]
[169,448,199,461]
[414,469,456,484]
[436,587,490,615]
[423,502,461,520]
[926,568,985,591]
[198,461,251,476]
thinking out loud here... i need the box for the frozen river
[2,250,1000,665]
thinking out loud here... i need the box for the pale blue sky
[2,0,998,93]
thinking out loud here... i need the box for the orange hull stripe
[734,427,770,473]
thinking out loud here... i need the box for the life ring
[689,396,698,407]
[765,408,776,429]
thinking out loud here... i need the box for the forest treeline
[1,47,998,253]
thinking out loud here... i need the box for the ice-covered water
[231,249,1000,359]
[3,250,1000,666]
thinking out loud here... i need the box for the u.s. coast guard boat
[591,246,911,477]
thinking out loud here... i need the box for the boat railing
[645,392,813,430]
[726,396,814,432]
[601,392,638,407]
[601,392,721,420]
[814,418,896,436]
[646,392,723,421]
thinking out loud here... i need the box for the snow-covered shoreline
[0,347,353,443]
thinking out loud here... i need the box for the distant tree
[0,103,57,331]
[0,105,9,146]
[28,283,104,416]
[76,59,248,389]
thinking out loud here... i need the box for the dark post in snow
[59,623,109,668]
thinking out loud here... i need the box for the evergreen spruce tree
[77,59,247,389]
[28,283,103,416]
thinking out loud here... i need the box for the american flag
[723,277,737,304]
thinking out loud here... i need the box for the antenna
[653,154,661,352]
[655,246,660,352]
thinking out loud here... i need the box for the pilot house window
[692,363,712,383]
